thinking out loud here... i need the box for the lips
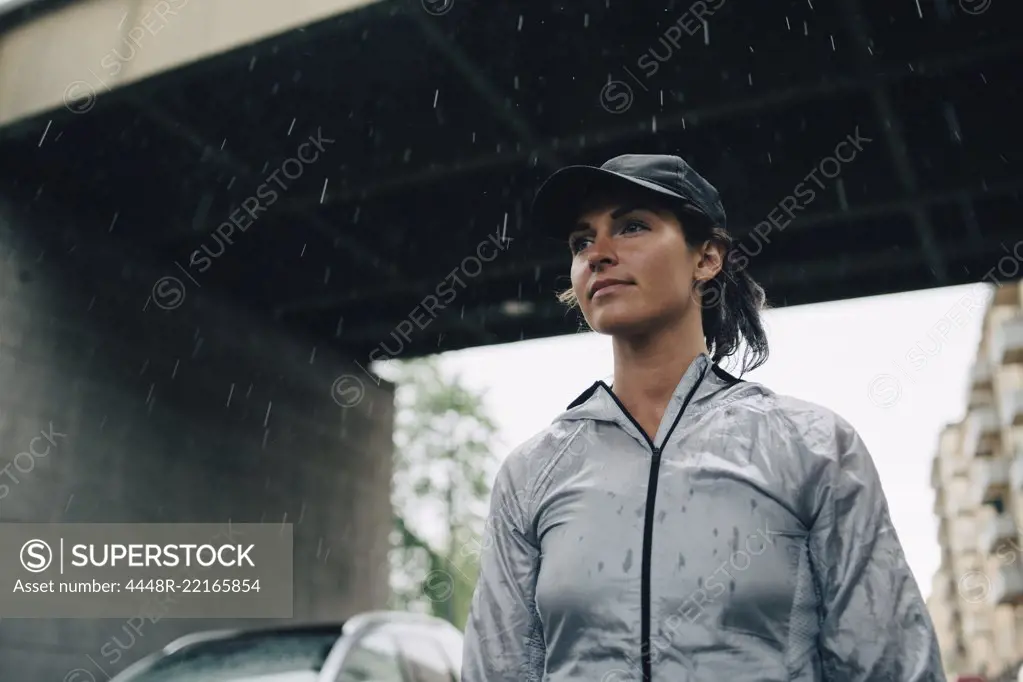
[590,279,634,298]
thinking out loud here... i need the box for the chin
[586,305,659,336]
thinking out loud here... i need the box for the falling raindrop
[830,35,836,51]
[38,120,52,147]
[324,267,331,284]
[300,243,307,257]
[109,212,119,232]
[248,56,257,71]
[226,383,235,407]
[264,402,272,427]
[288,118,296,136]
[785,16,791,30]
[584,13,589,27]
[220,138,227,150]
[433,89,440,108]
[914,0,923,18]
[517,15,523,30]
[320,178,329,204]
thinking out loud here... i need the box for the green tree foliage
[380,357,499,629]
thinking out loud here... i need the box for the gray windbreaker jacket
[462,353,945,682]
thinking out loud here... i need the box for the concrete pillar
[0,195,395,680]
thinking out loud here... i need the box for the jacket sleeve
[805,413,946,681]
[461,455,546,682]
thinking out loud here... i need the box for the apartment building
[929,280,1023,681]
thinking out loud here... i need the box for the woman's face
[567,198,720,337]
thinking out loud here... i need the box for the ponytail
[694,225,769,375]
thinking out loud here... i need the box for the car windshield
[116,628,343,682]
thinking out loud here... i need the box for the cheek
[639,254,693,307]
[570,259,589,294]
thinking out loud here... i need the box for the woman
[461,154,945,681]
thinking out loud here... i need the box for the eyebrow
[572,204,644,232]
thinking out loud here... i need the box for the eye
[621,219,649,234]
[568,235,592,254]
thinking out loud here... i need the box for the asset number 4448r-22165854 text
[124,579,261,593]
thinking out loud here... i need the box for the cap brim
[531,165,705,239]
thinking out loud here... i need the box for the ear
[693,240,725,283]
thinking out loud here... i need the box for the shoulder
[724,381,858,460]
[724,383,873,524]
[493,419,587,503]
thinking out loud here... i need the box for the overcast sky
[407,283,991,600]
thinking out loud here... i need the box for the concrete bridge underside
[0,0,1022,678]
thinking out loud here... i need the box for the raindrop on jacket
[462,353,945,681]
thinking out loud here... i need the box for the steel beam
[405,8,562,173]
[129,97,403,277]
[838,0,948,283]
[274,174,1023,316]
[283,37,1023,210]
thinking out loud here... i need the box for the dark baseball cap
[531,154,727,238]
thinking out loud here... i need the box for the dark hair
[686,214,770,375]
[557,200,770,376]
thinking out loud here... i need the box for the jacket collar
[555,353,741,440]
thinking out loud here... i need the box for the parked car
[108,610,464,682]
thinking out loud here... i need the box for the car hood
[213,673,319,682]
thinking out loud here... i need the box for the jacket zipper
[603,365,708,682]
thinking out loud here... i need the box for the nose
[585,231,618,272]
